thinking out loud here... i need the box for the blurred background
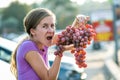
[0,0,120,80]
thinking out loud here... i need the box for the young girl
[10,8,89,80]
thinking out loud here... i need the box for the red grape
[54,24,96,68]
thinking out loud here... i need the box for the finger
[76,15,86,23]
[63,44,74,51]
[86,16,90,21]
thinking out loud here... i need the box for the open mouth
[46,36,53,40]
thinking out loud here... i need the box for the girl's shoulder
[17,40,38,58]
[21,40,35,47]
[18,40,37,52]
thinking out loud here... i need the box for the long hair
[10,8,56,79]
[10,37,28,79]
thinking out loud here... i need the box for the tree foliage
[39,0,79,29]
[1,0,111,34]
[2,1,32,31]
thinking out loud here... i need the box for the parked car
[12,33,28,42]
[0,59,16,80]
[0,37,87,80]
[48,54,86,80]
[0,37,17,62]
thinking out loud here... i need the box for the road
[48,41,119,80]
[84,41,115,80]
[64,41,116,80]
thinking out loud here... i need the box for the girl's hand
[72,14,89,28]
[63,44,74,51]
[76,14,89,26]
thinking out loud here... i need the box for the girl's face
[31,16,56,47]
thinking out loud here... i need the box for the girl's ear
[30,28,35,36]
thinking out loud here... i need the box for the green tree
[79,0,111,15]
[2,1,32,32]
[39,0,79,29]
[2,17,18,33]
[3,17,18,28]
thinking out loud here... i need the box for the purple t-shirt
[16,40,49,80]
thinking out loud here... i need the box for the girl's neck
[30,38,44,50]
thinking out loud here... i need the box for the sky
[0,0,43,8]
[0,0,107,8]
[71,0,107,5]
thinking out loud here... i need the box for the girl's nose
[47,27,54,33]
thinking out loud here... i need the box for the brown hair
[10,8,56,79]
[24,8,56,35]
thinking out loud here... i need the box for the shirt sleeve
[17,40,38,59]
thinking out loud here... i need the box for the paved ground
[49,41,120,80]
[62,41,116,80]
[84,42,115,80]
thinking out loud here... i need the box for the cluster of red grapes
[54,24,96,68]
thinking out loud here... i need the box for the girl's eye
[43,25,47,28]
[42,24,55,29]
[51,24,55,28]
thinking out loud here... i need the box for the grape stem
[71,18,79,28]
